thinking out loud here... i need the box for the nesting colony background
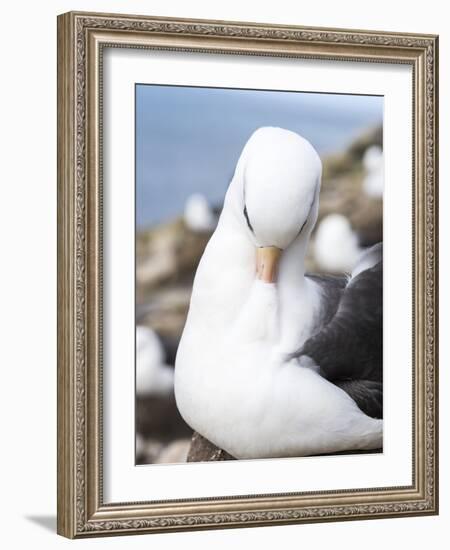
[135,84,383,465]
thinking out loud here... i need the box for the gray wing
[299,243,383,418]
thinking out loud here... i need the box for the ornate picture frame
[57,11,438,538]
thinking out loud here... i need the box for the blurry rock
[137,437,164,464]
[175,225,212,282]
[136,433,146,460]
[156,438,191,464]
[313,184,381,252]
[313,214,360,273]
[136,393,192,448]
[184,193,216,232]
[348,197,383,247]
[317,126,383,250]
[362,145,383,198]
[137,287,192,345]
[187,432,235,462]
[321,126,382,181]
[136,218,212,298]
[348,125,383,159]
[136,230,177,292]
[185,433,378,462]
[136,326,174,397]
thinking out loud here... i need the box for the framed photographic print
[57,11,439,538]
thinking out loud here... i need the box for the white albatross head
[226,127,322,282]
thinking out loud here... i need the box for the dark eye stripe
[297,191,317,237]
[298,218,308,236]
[243,205,254,233]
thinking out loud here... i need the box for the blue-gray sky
[136,85,383,229]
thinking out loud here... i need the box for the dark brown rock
[136,393,192,444]
[185,432,380,461]
[187,432,235,462]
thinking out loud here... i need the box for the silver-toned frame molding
[57,11,439,539]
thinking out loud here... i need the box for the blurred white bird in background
[362,145,383,198]
[136,326,174,396]
[313,213,361,273]
[184,193,216,232]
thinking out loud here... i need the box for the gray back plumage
[296,243,383,418]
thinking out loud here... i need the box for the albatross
[174,126,383,459]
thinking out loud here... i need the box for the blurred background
[135,84,383,465]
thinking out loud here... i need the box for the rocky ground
[135,125,383,465]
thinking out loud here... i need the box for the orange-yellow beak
[256,246,282,283]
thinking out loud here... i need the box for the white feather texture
[175,127,382,458]
[136,326,174,396]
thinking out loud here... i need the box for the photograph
[135,84,384,465]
